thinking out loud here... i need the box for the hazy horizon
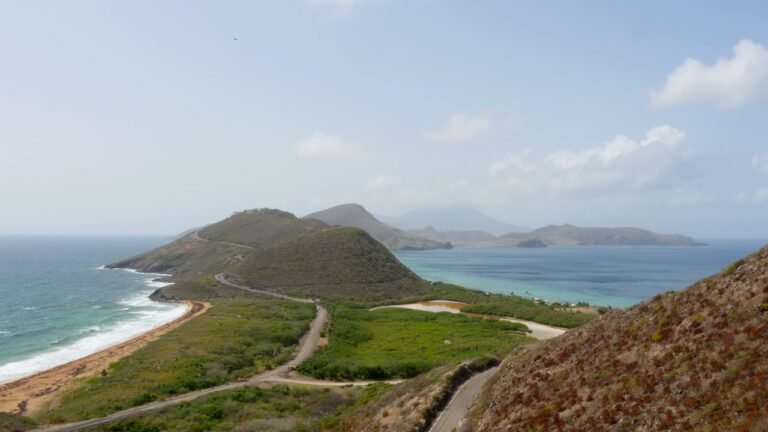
[2,1,768,238]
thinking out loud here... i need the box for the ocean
[0,236,186,384]
[395,239,767,308]
[2,237,764,385]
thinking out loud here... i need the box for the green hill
[109,208,430,302]
[235,226,430,301]
[108,209,329,281]
[198,208,327,248]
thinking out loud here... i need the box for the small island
[517,239,547,248]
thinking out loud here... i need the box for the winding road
[429,366,499,432]
[35,275,328,432]
[190,230,254,250]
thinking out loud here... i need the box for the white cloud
[752,154,768,173]
[488,125,691,196]
[736,188,768,204]
[422,113,491,143]
[651,39,768,109]
[366,175,400,191]
[294,132,366,161]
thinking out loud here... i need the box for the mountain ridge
[304,203,452,251]
[383,206,527,236]
[497,224,704,246]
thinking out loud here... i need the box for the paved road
[35,275,327,432]
[429,366,499,432]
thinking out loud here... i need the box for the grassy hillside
[199,209,327,248]
[476,245,768,431]
[235,227,432,302]
[299,306,530,380]
[108,237,245,280]
[304,203,452,251]
[37,298,315,423]
[108,209,328,280]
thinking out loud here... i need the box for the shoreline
[0,267,182,385]
[0,300,209,415]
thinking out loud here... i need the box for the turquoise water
[395,239,767,308]
[0,236,184,383]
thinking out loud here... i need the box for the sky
[1,0,767,238]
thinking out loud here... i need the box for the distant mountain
[496,224,704,247]
[304,204,452,251]
[408,226,498,247]
[383,206,526,236]
[476,245,768,431]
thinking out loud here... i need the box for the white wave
[0,331,11,337]
[109,267,175,290]
[79,326,101,334]
[21,306,37,311]
[0,301,187,384]
[146,280,174,289]
[118,292,159,308]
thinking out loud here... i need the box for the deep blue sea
[0,236,185,383]
[395,239,767,308]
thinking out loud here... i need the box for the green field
[37,298,315,423]
[298,306,532,380]
[90,384,389,432]
[419,283,596,328]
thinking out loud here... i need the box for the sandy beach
[0,300,209,415]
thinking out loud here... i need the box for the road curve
[429,366,499,432]
[214,273,314,304]
[35,276,327,432]
[190,230,254,250]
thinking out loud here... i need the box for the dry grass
[476,245,768,431]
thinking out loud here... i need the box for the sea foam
[0,301,186,384]
[0,269,185,384]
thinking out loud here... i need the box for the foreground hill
[384,206,527,236]
[304,203,451,251]
[497,224,704,247]
[475,245,768,431]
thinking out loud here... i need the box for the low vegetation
[90,384,390,432]
[416,282,596,328]
[0,413,36,432]
[36,298,315,423]
[299,306,531,380]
